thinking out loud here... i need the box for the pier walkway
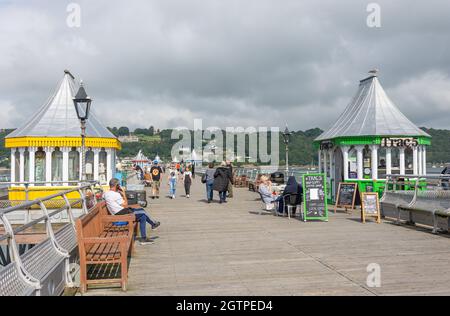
[83,178,450,296]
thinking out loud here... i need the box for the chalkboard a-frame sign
[302,173,328,221]
[361,192,381,224]
[334,182,358,213]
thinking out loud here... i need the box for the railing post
[78,189,89,215]
[62,194,76,227]
[39,202,73,287]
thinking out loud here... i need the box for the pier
[81,178,450,296]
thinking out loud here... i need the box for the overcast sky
[0,0,449,131]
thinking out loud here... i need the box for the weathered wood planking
[81,178,450,296]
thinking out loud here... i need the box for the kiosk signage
[302,173,328,221]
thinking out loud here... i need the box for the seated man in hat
[104,178,160,245]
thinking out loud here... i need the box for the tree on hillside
[117,126,130,136]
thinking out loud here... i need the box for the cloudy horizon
[1,0,449,131]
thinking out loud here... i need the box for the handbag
[201,173,207,184]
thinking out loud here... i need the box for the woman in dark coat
[278,176,303,215]
[213,161,233,203]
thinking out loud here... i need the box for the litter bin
[126,184,147,208]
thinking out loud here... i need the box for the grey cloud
[0,0,449,131]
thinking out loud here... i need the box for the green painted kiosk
[314,70,431,202]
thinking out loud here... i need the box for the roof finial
[369,68,379,76]
[64,69,75,79]
[80,79,84,86]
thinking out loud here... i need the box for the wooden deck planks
[81,177,450,296]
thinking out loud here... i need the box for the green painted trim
[314,135,431,148]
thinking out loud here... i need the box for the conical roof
[133,150,149,162]
[316,71,430,141]
[6,70,116,139]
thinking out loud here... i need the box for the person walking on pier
[226,160,234,198]
[441,165,450,190]
[204,162,216,203]
[168,170,177,199]
[213,161,233,204]
[104,178,160,245]
[150,160,163,199]
[183,166,193,198]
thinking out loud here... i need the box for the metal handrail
[0,183,98,215]
[0,180,99,186]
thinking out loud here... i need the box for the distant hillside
[0,127,448,167]
[421,128,450,163]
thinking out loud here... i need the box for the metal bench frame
[0,183,99,296]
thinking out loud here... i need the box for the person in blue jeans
[168,171,177,198]
[204,162,216,203]
[104,178,160,245]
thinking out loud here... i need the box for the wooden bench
[76,201,136,293]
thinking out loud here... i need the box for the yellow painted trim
[5,137,121,150]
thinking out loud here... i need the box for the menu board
[334,182,358,213]
[361,192,381,223]
[302,173,328,221]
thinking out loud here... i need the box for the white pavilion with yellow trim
[5,70,121,200]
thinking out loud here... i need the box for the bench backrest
[412,190,450,211]
[380,190,415,207]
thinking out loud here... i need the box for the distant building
[118,135,139,143]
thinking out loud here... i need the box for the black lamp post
[282,125,292,175]
[73,81,92,183]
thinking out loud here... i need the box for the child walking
[168,171,177,199]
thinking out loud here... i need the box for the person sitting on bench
[104,178,160,245]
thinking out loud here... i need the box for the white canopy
[316,72,430,141]
[7,70,115,139]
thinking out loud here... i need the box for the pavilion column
[385,147,392,176]
[19,148,25,184]
[93,148,100,182]
[62,147,69,186]
[10,149,16,183]
[106,149,113,182]
[422,146,427,176]
[28,147,35,186]
[370,145,378,180]
[341,146,350,180]
[413,146,418,175]
[417,146,423,175]
[318,150,322,173]
[356,146,364,180]
[45,147,52,186]
[329,149,334,180]
[399,148,405,175]
[323,149,328,178]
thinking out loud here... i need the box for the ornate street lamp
[282,125,292,176]
[73,81,92,183]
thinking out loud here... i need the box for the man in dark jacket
[442,165,450,190]
[213,161,233,203]
[278,176,303,215]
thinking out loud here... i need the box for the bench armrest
[101,215,136,223]
[82,236,129,244]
